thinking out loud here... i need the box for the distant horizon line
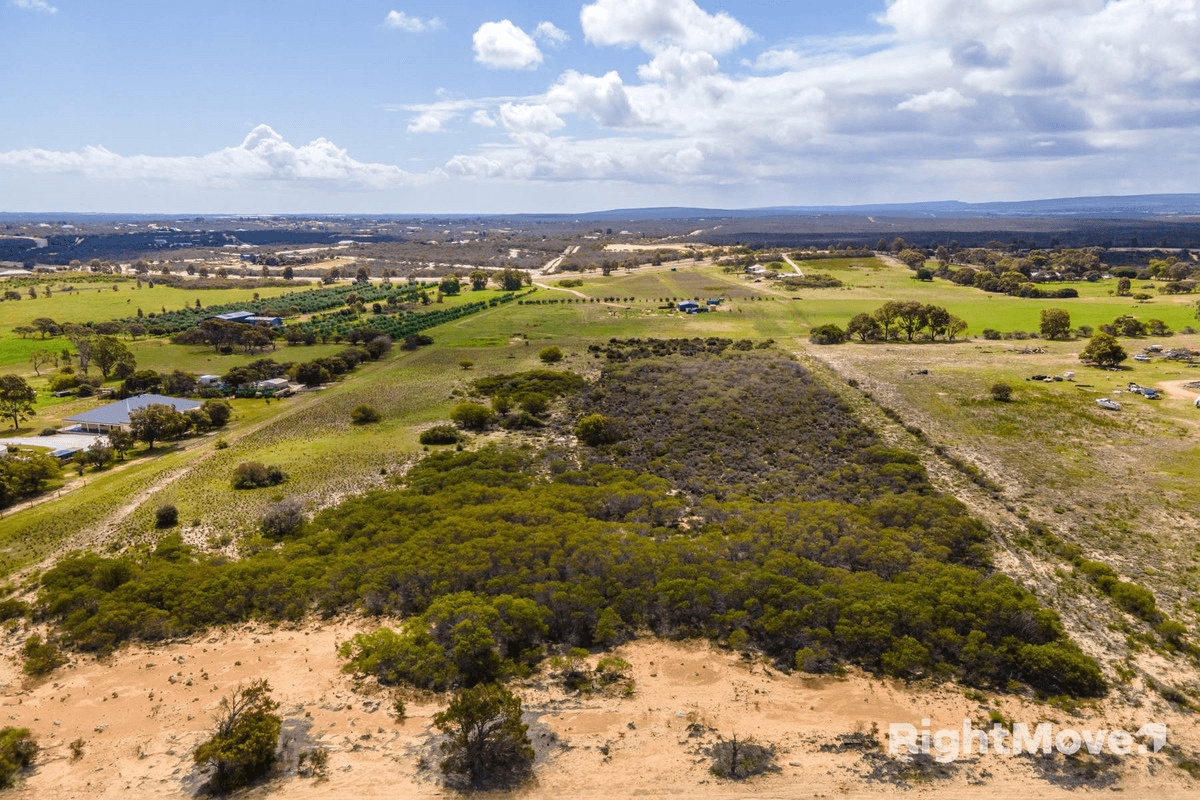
[3,192,1200,219]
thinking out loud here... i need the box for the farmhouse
[62,394,203,433]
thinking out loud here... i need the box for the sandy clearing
[1,626,1197,799]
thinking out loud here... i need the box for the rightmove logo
[889,719,1168,763]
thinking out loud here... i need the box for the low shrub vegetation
[231,462,286,490]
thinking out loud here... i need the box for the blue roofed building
[62,394,203,433]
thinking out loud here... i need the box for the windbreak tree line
[31,354,1105,697]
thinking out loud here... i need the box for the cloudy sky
[2,0,1198,213]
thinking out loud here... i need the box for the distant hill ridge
[579,194,1200,221]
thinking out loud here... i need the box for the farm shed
[62,394,202,433]
[677,301,700,313]
[204,311,256,323]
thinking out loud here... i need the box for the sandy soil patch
[1,626,1197,799]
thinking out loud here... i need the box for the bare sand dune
[1,622,1197,798]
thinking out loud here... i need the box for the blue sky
[2,0,1198,213]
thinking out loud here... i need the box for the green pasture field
[0,279,299,332]
[3,255,1200,593]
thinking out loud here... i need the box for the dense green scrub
[33,353,1105,696]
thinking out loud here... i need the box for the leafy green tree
[896,249,926,270]
[201,399,233,428]
[1040,308,1072,339]
[496,268,525,292]
[846,313,882,342]
[0,375,37,430]
[873,301,901,340]
[434,683,534,789]
[107,427,135,459]
[292,362,330,387]
[924,305,952,340]
[128,403,188,450]
[91,335,135,380]
[894,300,928,341]
[28,349,55,376]
[450,402,496,431]
[440,275,462,295]
[1079,332,1127,366]
[469,270,490,291]
[1116,276,1132,296]
[193,679,281,793]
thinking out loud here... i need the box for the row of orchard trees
[845,302,968,343]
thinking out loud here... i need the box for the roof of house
[63,394,203,426]
[211,311,256,322]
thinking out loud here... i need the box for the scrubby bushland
[32,355,1105,697]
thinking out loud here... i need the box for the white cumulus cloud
[580,0,751,54]
[0,125,423,189]
[637,46,719,84]
[11,0,57,13]
[535,21,570,46]
[499,103,566,134]
[473,20,543,70]
[384,11,443,32]
[547,70,642,127]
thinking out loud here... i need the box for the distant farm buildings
[62,394,203,433]
[203,311,283,327]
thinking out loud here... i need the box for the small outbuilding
[677,301,700,313]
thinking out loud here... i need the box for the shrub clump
[808,323,846,344]
[450,402,496,431]
[350,405,382,425]
[709,735,778,780]
[419,425,464,446]
[990,382,1013,402]
[259,497,305,538]
[575,414,621,447]
[231,462,287,490]
[193,679,281,793]
[154,504,179,528]
[538,345,564,364]
[434,683,534,790]
[0,728,37,788]
[22,634,64,676]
